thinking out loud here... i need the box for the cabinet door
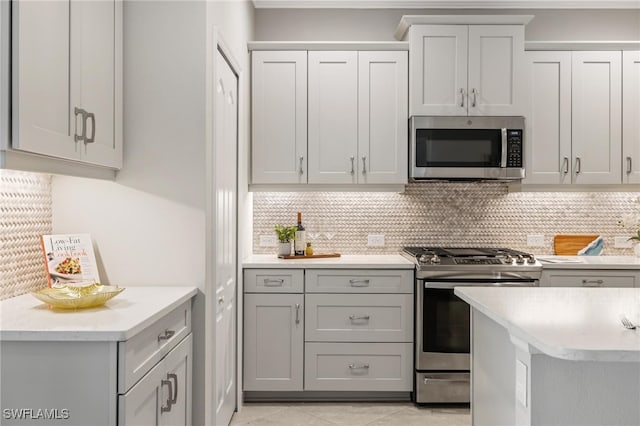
[71,0,123,168]
[119,354,164,426]
[244,293,304,391]
[524,51,572,184]
[358,51,408,184]
[12,0,75,160]
[572,51,622,184]
[308,51,358,184]
[160,335,192,426]
[623,50,640,184]
[251,51,307,184]
[409,25,467,116]
[468,25,525,116]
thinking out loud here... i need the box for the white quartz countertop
[0,286,198,342]
[243,254,414,269]
[454,287,640,362]
[538,255,640,270]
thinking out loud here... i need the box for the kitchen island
[454,287,640,426]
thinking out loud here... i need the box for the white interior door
[214,47,238,426]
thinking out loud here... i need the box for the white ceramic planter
[278,241,291,256]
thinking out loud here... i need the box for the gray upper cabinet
[10,0,122,169]
[525,50,624,185]
[623,51,640,184]
[409,24,525,116]
[250,46,408,188]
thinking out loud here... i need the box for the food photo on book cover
[40,234,101,287]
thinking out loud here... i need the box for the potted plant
[274,224,297,256]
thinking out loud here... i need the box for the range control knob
[504,255,513,264]
[527,255,536,264]
[431,255,441,264]
[419,255,430,264]
[515,255,525,264]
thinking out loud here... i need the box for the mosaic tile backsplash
[253,182,640,256]
[0,170,52,300]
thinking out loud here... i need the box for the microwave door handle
[501,128,508,167]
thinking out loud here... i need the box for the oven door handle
[424,281,537,289]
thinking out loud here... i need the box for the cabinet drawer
[244,269,304,293]
[541,270,637,288]
[304,342,412,391]
[118,301,191,393]
[305,294,413,342]
[305,269,413,293]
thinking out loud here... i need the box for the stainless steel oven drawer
[416,372,470,403]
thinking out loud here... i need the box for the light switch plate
[259,235,277,247]
[614,236,633,248]
[367,234,385,247]
[527,234,545,247]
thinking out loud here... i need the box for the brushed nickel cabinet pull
[349,315,370,321]
[85,112,96,144]
[160,378,173,413]
[460,88,465,107]
[349,279,370,287]
[575,157,581,174]
[348,363,370,369]
[562,157,569,174]
[582,279,604,287]
[362,155,367,174]
[299,156,304,175]
[350,156,355,175]
[471,88,478,107]
[74,107,87,143]
[158,329,176,342]
[167,373,178,405]
[627,156,633,174]
[264,278,284,287]
[295,303,300,324]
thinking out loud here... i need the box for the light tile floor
[230,402,471,425]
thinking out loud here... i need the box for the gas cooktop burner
[401,246,540,267]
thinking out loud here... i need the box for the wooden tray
[553,234,600,255]
[278,253,341,259]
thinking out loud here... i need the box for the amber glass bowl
[31,283,124,309]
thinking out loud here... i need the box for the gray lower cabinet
[243,268,414,395]
[541,269,639,287]
[0,301,192,426]
[243,293,304,391]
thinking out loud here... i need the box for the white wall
[254,8,640,41]
[52,1,254,425]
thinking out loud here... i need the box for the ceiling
[252,0,640,8]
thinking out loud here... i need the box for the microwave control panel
[506,130,523,168]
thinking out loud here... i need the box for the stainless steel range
[402,247,542,404]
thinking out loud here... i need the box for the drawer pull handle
[349,279,370,287]
[424,377,468,384]
[349,315,370,321]
[348,363,370,370]
[158,329,176,342]
[160,378,173,413]
[167,373,178,405]
[295,304,301,324]
[264,278,284,287]
[582,279,604,287]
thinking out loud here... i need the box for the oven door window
[422,288,470,354]
[415,129,502,168]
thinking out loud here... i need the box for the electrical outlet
[259,235,277,247]
[526,234,545,247]
[367,234,385,247]
[614,236,633,248]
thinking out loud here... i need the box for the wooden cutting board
[553,234,600,255]
[278,253,341,259]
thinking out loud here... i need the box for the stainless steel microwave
[410,116,525,180]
